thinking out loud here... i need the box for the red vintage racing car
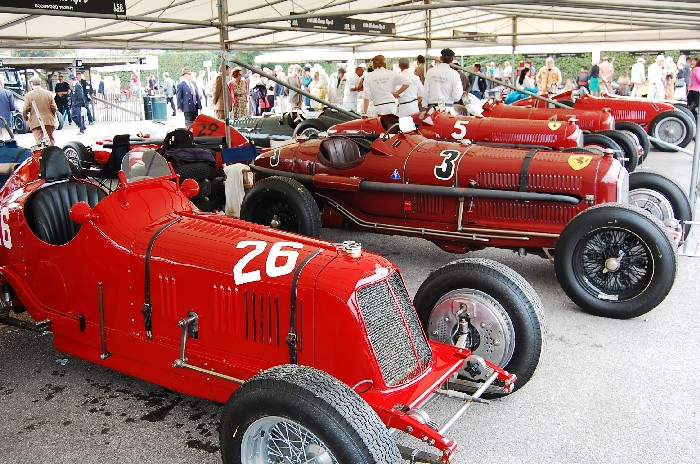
[512,90,695,152]
[244,121,688,319]
[0,145,544,464]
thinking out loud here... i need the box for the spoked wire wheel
[242,416,338,464]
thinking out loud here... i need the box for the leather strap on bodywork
[142,216,183,339]
[519,148,538,192]
[286,248,322,364]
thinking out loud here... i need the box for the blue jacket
[176,80,202,113]
[0,88,16,126]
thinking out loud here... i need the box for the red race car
[0,146,544,464]
[512,90,695,152]
[244,122,688,320]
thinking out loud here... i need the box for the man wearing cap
[397,58,423,117]
[631,57,646,98]
[423,48,463,113]
[362,55,409,117]
[598,56,615,95]
[648,55,665,100]
[176,67,202,127]
[23,76,57,145]
[68,74,87,135]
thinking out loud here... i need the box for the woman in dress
[230,68,248,118]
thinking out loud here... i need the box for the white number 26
[233,241,302,285]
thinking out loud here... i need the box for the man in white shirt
[363,55,409,116]
[648,55,665,100]
[328,68,346,106]
[630,57,646,98]
[344,66,364,112]
[397,58,423,117]
[502,61,513,85]
[423,48,463,113]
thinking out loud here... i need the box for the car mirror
[70,201,98,224]
[181,178,200,198]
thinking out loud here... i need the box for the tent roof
[0,1,699,54]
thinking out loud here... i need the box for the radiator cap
[341,240,362,258]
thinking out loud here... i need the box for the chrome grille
[476,200,577,223]
[356,272,432,386]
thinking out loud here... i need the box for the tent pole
[218,0,231,148]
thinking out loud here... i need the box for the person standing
[630,58,646,98]
[535,57,562,93]
[598,56,615,95]
[362,55,409,116]
[415,55,426,84]
[589,61,600,96]
[22,76,57,145]
[53,74,70,125]
[647,55,665,100]
[687,57,700,118]
[343,66,364,112]
[162,71,176,116]
[78,72,94,125]
[176,67,202,127]
[300,67,313,110]
[231,67,249,117]
[617,71,631,96]
[397,57,423,117]
[676,55,690,100]
[423,48,463,112]
[576,66,590,91]
[467,63,487,99]
[664,56,677,99]
[286,65,303,111]
[502,61,513,85]
[328,68,346,106]
[0,77,16,139]
[212,65,231,120]
[68,74,87,134]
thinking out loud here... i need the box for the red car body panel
[0,148,516,461]
[482,98,615,132]
[255,131,625,253]
[513,90,677,129]
[327,111,583,149]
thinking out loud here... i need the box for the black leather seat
[319,137,362,165]
[27,146,106,246]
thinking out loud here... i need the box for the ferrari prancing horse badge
[568,154,592,171]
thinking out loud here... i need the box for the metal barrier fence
[91,93,143,122]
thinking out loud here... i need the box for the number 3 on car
[434,150,461,181]
[233,240,303,284]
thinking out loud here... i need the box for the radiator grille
[356,272,432,386]
[612,109,647,121]
[411,194,444,214]
[475,200,577,223]
[477,172,582,192]
[489,132,558,144]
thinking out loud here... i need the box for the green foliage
[11,49,72,57]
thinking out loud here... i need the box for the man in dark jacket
[467,63,487,99]
[69,74,87,134]
[53,74,71,125]
[78,72,94,124]
[175,67,202,127]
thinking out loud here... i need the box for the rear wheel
[11,112,28,134]
[62,141,91,170]
[596,130,639,171]
[292,119,328,139]
[220,365,401,464]
[241,176,321,237]
[414,258,544,397]
[554,203,677,319]
[583,133,624,164]
[673,104,696,126]
[615,121,650,162]
[629,171,692,238]
[649,110,695,151]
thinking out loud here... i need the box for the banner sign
[524,53,588,59]
[0,1,127,15]
[290,15,396,35]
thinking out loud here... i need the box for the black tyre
[414,258,544,397]
[62,141,91,170]
[174,162,215,181]
[673,104,696,126]
[192,178,211,200]
[557,99,575,108]
[211,176,224,196]
[220,365,401,464]
[292,119,327,138]
[241,176,321,237]
[192,196,212,212]
[629,171,692,238]
[596,130,639,172]
[554,203,677,319]
[615,121,650,162]
[11,112,28,134]
[649,110,695,151]
[583,133,624,164]
[561,147,595,154]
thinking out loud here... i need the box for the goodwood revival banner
[0,1,126,15]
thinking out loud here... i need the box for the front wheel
[220,365,401,464]
[596,130,639,172]
[62,141,91,170]
[414,258,544,397]
[649,110,695,151]
[554,203,677,319]
[583,133,624,164]
[615,121,650,162]
[240,176,321,237]
[292,119,327,139]
[629,171,692,238]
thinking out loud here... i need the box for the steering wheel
[381,123,401,141]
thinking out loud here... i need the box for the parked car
[0,146,544,464]
[244,122,688,320]
[511,90,694,152]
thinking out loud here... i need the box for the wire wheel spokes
[243,416,336,464]
[577,228,652,299]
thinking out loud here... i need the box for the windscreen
[120,149,171,183]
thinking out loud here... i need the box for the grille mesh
[356,273,432,386]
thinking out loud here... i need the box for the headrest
[39,146,73,181]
